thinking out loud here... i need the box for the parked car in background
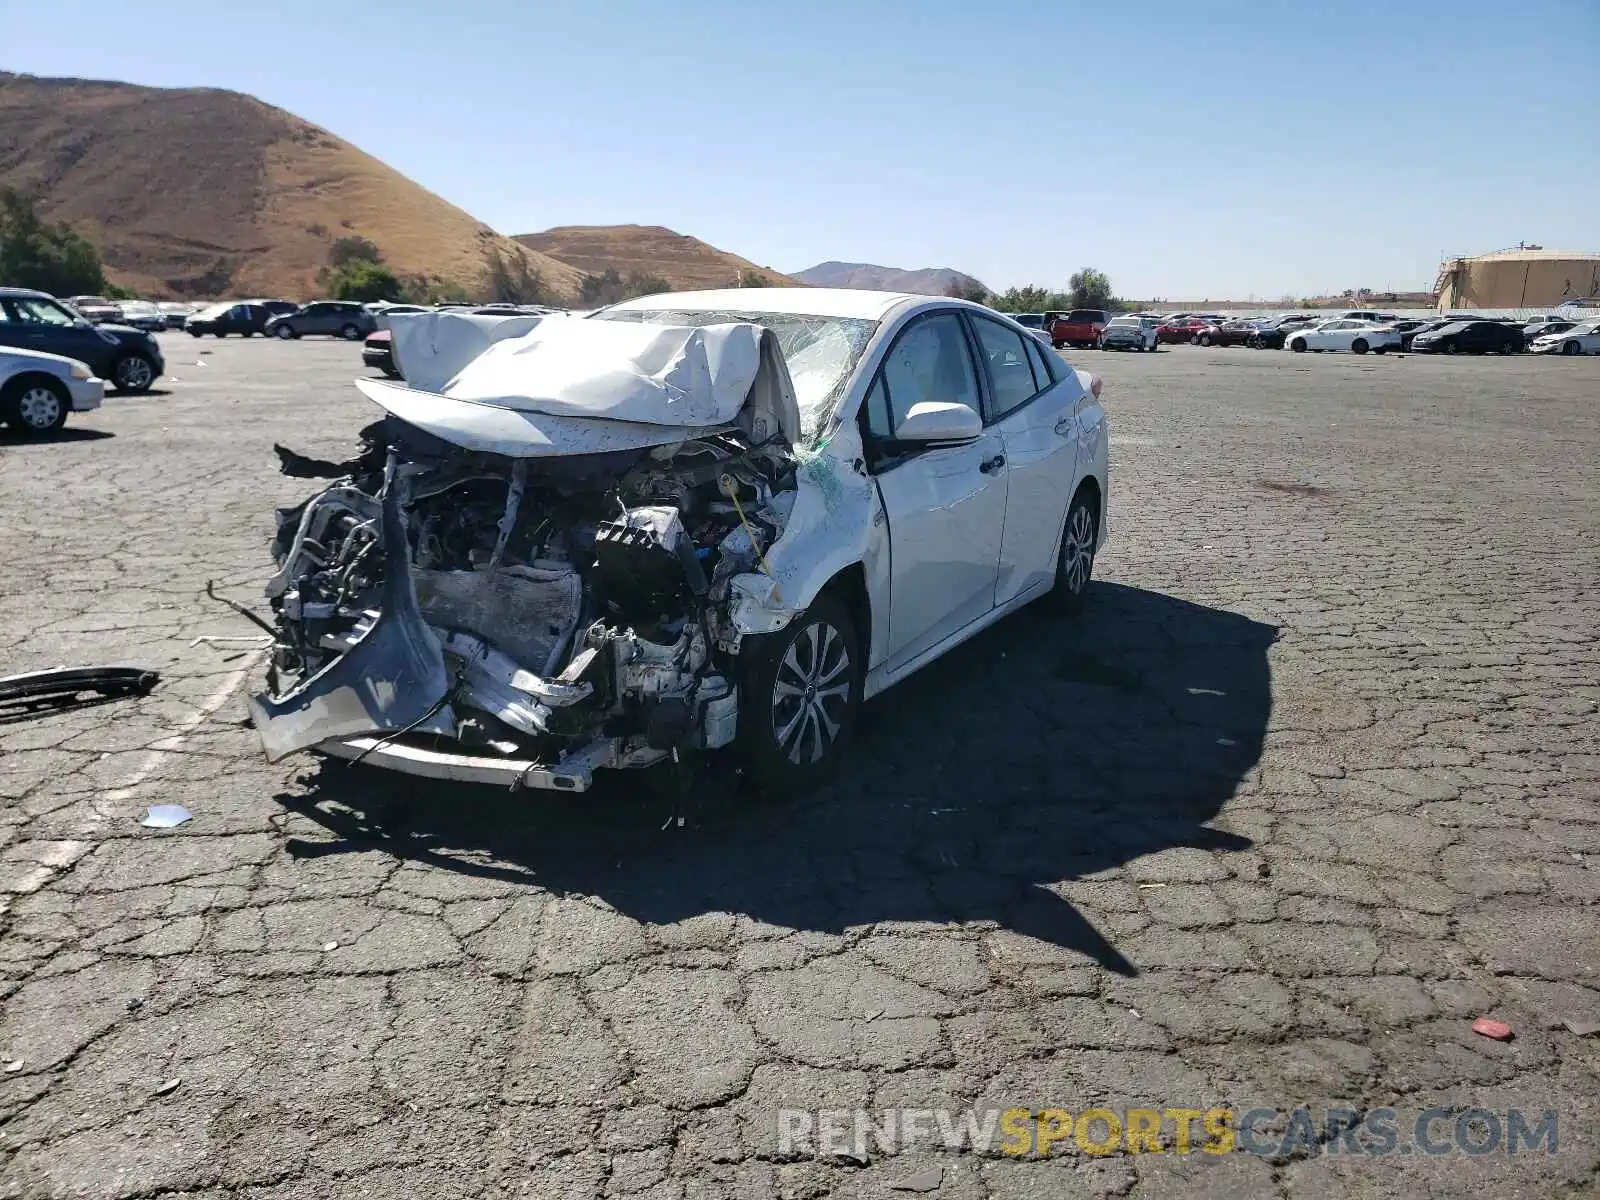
[1285,319,1401,355]
[0,288,164,393]
[115,301,167,333]
[1335,309,1401,324]
[1528,320,1600,356]
[1523,319,1575,343]
[0,344,104,434]
[158,302,197,330]
[1157,316,1213,344]
[1250,315,1317,349]
[248,299,300,318]
[1195,319,1259,347]
[67,296,125,324]
[1409,320,1522,355]
[187,302,274,337]
[1050,308,1111,349]
[266,301,376,340]
[1009,313,1047,331]
[361,329,398,377]
[1099,314,1160,351]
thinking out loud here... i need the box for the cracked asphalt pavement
[1,334,1598,1198]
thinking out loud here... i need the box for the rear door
[864,310,1009,673]
[968,312,1081,607]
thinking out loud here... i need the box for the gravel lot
[2,334,1598,1199]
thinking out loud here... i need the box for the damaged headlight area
[250,416,796,790]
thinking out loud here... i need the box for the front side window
[879,312,980,431]
[970,315,1039,420]
[10,298,77,326]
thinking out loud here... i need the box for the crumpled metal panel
[248,479,449,762]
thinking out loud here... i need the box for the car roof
[0,287,56,300]
[609,287,918,321]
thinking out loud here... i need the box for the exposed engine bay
[251,414,797,787]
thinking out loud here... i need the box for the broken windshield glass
[594,309,877,441]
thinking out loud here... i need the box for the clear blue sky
[4,0,1596,298]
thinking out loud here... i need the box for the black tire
[1373,346,1388,355]
[1289,337,1307,353]
[243,330,256,338]
[189,329,204,338]
[1199,333,1213,346]
[1,375,70,434]
[1443,342,1456,355]
[736,590,861,795]
[215,331,228,338]
[1052,340,1065,350]
[1048,488,1099,614]
[1351,338,1368,355]
[1189,335,1200,346]
[340,323,362,340]
[1563,340,1581,356]
[274,324,297,340]
[110,352,157,393]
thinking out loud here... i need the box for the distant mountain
[515,225,802,291]
[793,261,988,297]
[0,72,583,300]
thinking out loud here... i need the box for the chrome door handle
[979,454,1006,474]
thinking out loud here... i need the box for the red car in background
[1049,308,1111,348]
[1157,316,1214,344]
[1196,319,1259,347]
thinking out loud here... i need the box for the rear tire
[736,591,861,796]
[1,376,70,434]
[274,324,297,340]
[1290,338,1307,353]
[1351,338,1368,355]
[1563,340,1581,356]
[1199,333,1212,346]
[340,323,362,340]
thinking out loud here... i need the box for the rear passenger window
[1025,336,1060,387]
[970,316,1039,420]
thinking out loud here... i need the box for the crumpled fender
[725,423,878,637]
[248,477,449,761]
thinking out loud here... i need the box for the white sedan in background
[1,345,104,434]
[1285,318,1401,355]
[1529,320,1600,356]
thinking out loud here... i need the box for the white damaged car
[249,289,1109,793]
[1528,320,1600,356]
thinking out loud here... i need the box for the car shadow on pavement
[0,427,115,443]
[278,583,1275,976]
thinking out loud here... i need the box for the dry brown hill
[515,225,801,291]
[0,72,583,301]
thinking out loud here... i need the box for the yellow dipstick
[719,473,782,604]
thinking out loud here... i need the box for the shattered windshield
[594,308,878,441]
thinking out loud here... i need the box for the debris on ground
[889,1165,944,1193]
[140,805,193,829]
[321,941,339,952]
[3,1060,22,1073]
[0,666,159,724]
[1471,1017,1513,1041]
[153,1078,181,1096]
[1563,1018,1600,1037]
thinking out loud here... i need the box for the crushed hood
[366,314,801,458]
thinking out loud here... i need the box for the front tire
[111,352,157,393]
[340,323,363,340]
[1199,333,1212,346]
[1351,338,1369,355]
[1290,337,1307,353]
[1563,340,1581,356]
[274,324,297,340]
[736,591,861,795]
[1,376,70,434]
[1048,490,1098,614]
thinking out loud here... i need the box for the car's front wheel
[274,324,297,340]
[111,352,157,393]
[1289,337,1307,352]
[1563,340,1581,356]
[737,591,861,794]
[1,376,70,434]
[340,323,362,340]
[1048,490,1098,614]
[1351,338,1369,355]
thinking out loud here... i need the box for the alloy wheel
[771,620,852,766]
[18,386,63,431]
[116,355,154,390]
[1060,502,1096,595]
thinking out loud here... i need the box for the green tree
[943,278,991,305]
[0,188,111,296]
[1069,268,1115,310]
[484,246,548,304]
[327,235,383,268]
[579,268,673,306]
[326,260,405,303]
